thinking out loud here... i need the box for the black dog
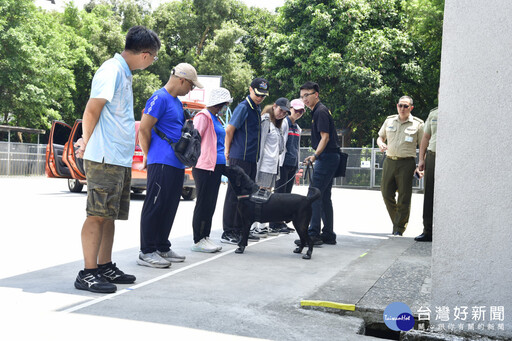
[223,165,321,259]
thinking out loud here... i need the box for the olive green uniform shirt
[424,108,438,152]
[378,114,424,157]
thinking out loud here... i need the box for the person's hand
[414,168,424,179]
[225,150,230,164]
[74,138,86,158]
[140,155,148,170]
[304,155,316,165]
[418,159,425,172]
[378,142,387,153]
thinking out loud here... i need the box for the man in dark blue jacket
[221,78,269,244]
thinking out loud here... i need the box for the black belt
[387,156,414,160]
[427,150,436,155]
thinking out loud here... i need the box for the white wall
[432,0,512,338]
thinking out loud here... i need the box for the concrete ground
[0,176,431,340]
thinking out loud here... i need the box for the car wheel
[68,178,84,193]
[181,187,196,200]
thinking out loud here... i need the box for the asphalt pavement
[0,176,432,340]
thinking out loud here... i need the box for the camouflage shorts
[84,160,131,220]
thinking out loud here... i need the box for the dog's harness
[237,188,272,223]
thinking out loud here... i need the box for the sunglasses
[255,94,267,98]
[294,109,305,114]
[398,104,410,109]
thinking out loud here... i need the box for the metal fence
[0,142,46,176]
[0,142,423,191]
[298,147,423,190]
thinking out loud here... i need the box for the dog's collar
[237,195,250,200]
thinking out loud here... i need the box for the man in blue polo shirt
[221,77,269,244]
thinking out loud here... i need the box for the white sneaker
[157,249,186,263]
[137,251,171,268]
[205,237,222,251]
[191,238,218,253]
[252,222,268,238]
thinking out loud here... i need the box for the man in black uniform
[297,81,340,245]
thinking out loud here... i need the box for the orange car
[45,120,197,200]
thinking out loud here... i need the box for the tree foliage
[0,0,443,146]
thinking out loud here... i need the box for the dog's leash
[304,162,314,184]
[272,162,314,193]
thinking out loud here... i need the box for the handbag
[153,117,202,167]
[334,148,348,178]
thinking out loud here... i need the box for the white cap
[173,63,204,88]
[206,87,233,107]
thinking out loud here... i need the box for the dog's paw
[293,247,302,254]
[235,246,245,254]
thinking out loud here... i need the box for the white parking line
[61,235,282,314]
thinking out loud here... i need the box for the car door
[45,121,73,178]
[62,119,86,180]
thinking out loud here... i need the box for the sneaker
[137,251,171,268]
[191,238,218,253]
[280,226,295,234]
[252,223,268,238]
[220,232,240,245]
[98,262,136,284]
[267,226,280,236]
[74,270,117,293]
[205,237,222,251]
[294,236,324,246]
[248,232,260,242]
[157,249,185,263]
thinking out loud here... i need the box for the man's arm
[304,131,329,164]
[417,132,431,172]
[75,98,107,158]
[377,136,387,152]
[139,113,158,169]
[224,124,236,162]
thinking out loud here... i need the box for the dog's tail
[306,187,321,202]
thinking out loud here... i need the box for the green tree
[197,21,253,102]
[0,0,91,134]
[264,0,422,146]
[403,0,444,118]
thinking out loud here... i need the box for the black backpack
[153,114,202,167]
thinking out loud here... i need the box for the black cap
[275,97,290,112]
[250,77,269,96]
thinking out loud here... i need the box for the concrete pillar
[432,0,512,339]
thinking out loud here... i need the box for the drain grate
[364,323,400,340]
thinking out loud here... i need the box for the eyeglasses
[255,94,267,98]
[143,51,158,62]
[398,104,410,109]
[300,92,315,100]
[183,78,195,90]
[294,109,305,114]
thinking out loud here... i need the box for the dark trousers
[192,164,225,243]
[269,165,297,229]
[422,151,435,235]
[140,164,184,254]
[222,158,257,233]
[309,152,340,240]
[380,157,416,234]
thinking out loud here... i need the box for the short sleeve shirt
[210,112,226,164]
[144,87,185,169]
[228,96,261,162]
[424,108,438,152]
[378,114,424,158]
[84,53,135,167]
[311,102,339,152]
